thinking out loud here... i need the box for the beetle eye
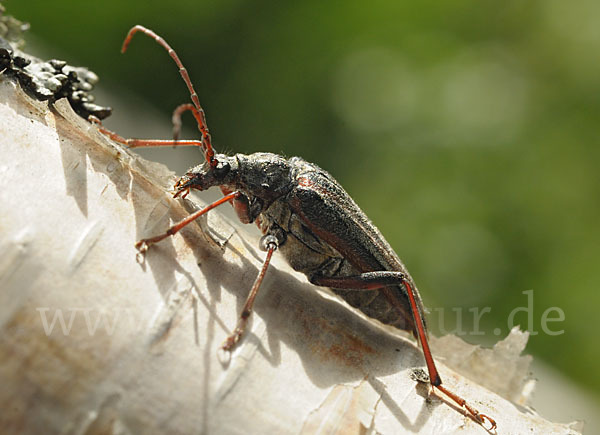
[214,161,230,178]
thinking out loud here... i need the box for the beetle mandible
[94,25,496,430]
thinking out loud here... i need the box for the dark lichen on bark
[0,3,112,120]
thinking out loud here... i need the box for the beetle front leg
[221,235,279,352]
[90,115,204,149]
[136,191,241,253]
[310,272,496,430]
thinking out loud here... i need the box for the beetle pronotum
[93,25,496,430]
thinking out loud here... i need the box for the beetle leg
[310,272,440,385]
[90,115,205,149]
[310,272,496,430]
[135,191,241,253]
[90,114,204,149]
[221,235,279,352]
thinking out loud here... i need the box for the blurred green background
[7,0,599,422]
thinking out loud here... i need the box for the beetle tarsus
[434,384,496,430]
[480,413,497,431]
[135,239,150,253]
[221,327,243,352]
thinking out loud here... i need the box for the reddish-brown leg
[401,279,496,430]
[135,191,241,253]
[311,272,496,430]
[436,384,497,430]
[221,236,278,351]
[89,115,204,149]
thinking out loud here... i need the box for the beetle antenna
[121,25,216,167]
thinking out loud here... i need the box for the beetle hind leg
[309,272,496,429]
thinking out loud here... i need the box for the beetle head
[174,153,237,198]
[173,152,293,204]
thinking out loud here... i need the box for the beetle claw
[479,414,497,431]
[135,239,150,253]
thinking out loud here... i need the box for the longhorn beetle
[94,25,496,430]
